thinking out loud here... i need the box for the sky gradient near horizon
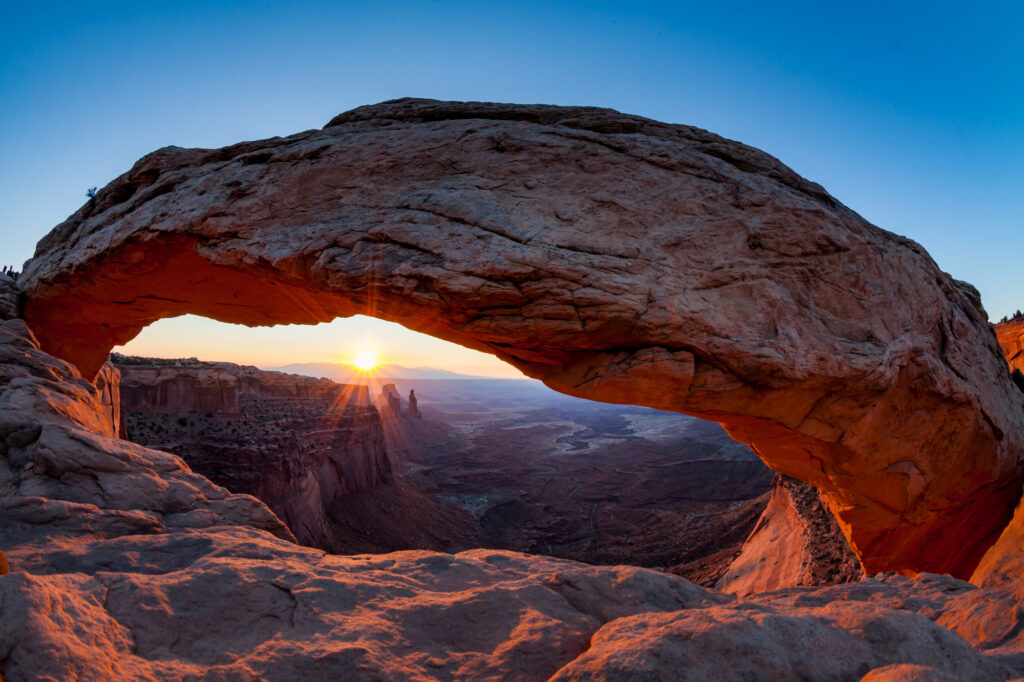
[2,1,1021,375]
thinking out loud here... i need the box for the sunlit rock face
[17,98,1024,577]
[970,318,1024,592]
[717,474,863,597]
[996,318,1024,374]
[378,383,403,417]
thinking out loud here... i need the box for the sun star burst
[353,351,378,372]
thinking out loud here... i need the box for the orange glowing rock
[996,318,1024,374]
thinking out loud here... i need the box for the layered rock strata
[117,359,475,553]
[17,99,1024,576]
[1,284,1023,679]
[716,474,864,596]
[118,359,384,549]
[378,383,402,416]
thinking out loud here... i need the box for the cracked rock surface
[17,99,1024,576]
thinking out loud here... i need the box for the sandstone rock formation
[378,383,402,416]
[996,318,1024,374]
[2,303,1024,679]
[93,362,124,438]
[969,319,1024,593]
[716,474,863,596]
[17,99,1024,577]
[408,388,421,419]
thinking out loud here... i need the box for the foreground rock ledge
[18,98,1024,577]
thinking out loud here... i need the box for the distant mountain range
[263,362,523,382]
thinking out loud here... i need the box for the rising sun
[353,351,379,372]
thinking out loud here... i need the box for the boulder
[17,98,1024,576]
[548,601,1003,681]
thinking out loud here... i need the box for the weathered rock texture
[1,311,1023,680]
[996,318,1024,374]
[717,474,864,597]
[0,304,295,570]
[17,99,1024,577]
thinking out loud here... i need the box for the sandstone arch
[19,99,1024,577]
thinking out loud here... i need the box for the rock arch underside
[19,98,1024,579]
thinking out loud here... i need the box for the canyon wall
[970,317,1024,590]
[996,318,1024,374]
[17,99,1024,577]
[117,360,477,553]
[117,359,388,550]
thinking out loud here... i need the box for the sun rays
[353,351,379,372]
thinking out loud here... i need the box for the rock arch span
[19,99,1024,578]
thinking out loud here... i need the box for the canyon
[114,357,785,583]
[114,357,478,554]
[3,99,1024,680]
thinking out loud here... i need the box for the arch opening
[111,315,791,583]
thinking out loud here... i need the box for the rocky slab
[716,474,863,596]
[996,319,1024,374]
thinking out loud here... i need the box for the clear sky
[2,1,1021,375]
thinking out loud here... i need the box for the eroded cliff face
[117,359,391,551]
[970,317,1024,592]
[0,277,297,560]
[17,99,1024,577]
[996,318,1024,374]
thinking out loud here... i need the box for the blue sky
[1,1,1021,371]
